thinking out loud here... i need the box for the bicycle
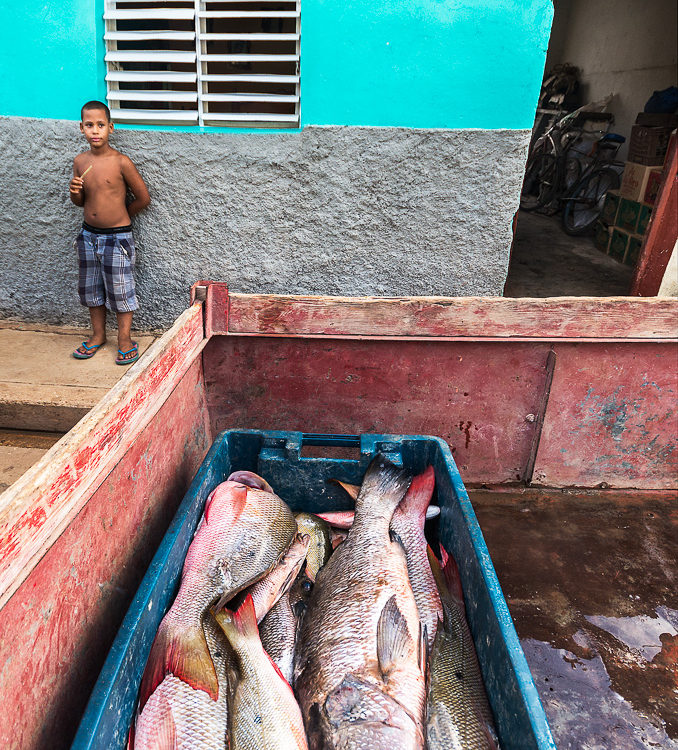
[560,133,625,235]
[520,109,614,212]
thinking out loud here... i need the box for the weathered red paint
[226,292,677,339]
[0,286,675,749]
[0,357,212,750]
[632,132,678,296]
[0,304,205,608]
[533,343,677,488]
[204,337,553,484]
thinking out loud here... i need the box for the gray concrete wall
[546,0,677,161]
[0,116,529,330]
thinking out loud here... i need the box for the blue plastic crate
[71,430,556,750]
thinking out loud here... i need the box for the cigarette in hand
[81,165,93,179]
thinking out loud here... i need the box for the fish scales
[296,456,426,750]
[135,478,297,745]
[390,467,443,651]
[215,595,308,750]
[427,548,500,750]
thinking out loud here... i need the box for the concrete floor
[0,325,157,492]
[505,211,635,297]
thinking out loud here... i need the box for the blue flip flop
[116,341,139,366]
[73,341,103,360]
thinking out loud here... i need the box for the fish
[260,573,313,685]
[320,469,443,649]
[214,595,309,750]
[132,613,231,749]
[295,455,426,750]
[137,478,297,712]
[317,504,441,529]
[294,512,333,582]
[245,532,311,621]
[227,470,274,494]
[426,545,500,750]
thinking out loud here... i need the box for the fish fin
[359,455,411,515]
[427,544,449,599]
[315,509,355,529]
[397,466,435,525]
[377,595,414,679]
[328,479,361,502]
[139,691,177,750]
[440,543,465,607]
[214,593,259,644]
[419,621,428,674]
[138,615,219,711]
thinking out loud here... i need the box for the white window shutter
[104,0,300,128]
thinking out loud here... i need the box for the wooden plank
[224,293,678,339]
[533,342,678,488]
[631,132,678,296]
[0,357,212,750]
[0,304,205,609]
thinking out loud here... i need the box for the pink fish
[132,478,297,748]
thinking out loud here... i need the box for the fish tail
[358,454,411,516]
[214,593,259,646]
[315,509,355,529]
[397,466,435,525]
[440,543,465,607]
[138,613,219,711]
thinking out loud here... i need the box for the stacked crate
[594,112,674,266]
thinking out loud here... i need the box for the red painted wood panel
[225,291,678,339]
[0,304,205,608]
[631,132,678,296]
[204,337,552,484]
[0,357,212,750]
[533,343,678,488]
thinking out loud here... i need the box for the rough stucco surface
[0,116,529,329]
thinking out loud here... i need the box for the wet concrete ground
[469,487,678,749]
[504,211,634,297]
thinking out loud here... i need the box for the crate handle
[301,433,361,447]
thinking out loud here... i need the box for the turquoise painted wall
[0,0,552,129]
[302,0,553,129]
[0,0,106,121]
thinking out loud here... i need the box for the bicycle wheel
[561,166,620,235]
[520,149,560,211]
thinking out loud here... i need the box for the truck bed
[0,287,675,748]
[472,487,678,749]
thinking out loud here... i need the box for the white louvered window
[104,0,300,128]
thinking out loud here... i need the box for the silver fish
[296,455,426,750]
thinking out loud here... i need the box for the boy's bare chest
[86,168,126,196]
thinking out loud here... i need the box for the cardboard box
[609,228,630,263]
[619,162,662,202]
[625,234,644,267]
[637,203,653,235]
[628,125,672,166]
[594,220,612,253]
[617,198,642,233]
[643,169,663,205]
[600,189,621,225]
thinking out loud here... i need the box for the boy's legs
[74,306,106,355]
[116,311,136,361]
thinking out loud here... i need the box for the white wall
[546,0,677,160]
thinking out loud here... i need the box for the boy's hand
[69,175,84,194]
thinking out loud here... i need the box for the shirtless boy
[69,101,150,364]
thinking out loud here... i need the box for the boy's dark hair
[81,100,111,122]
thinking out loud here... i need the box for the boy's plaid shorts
[75,224,139,313]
